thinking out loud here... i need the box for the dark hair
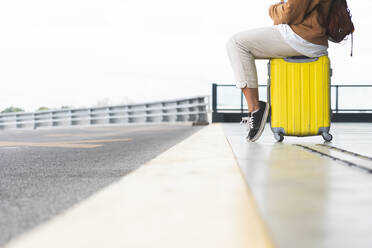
[327,0,354,43]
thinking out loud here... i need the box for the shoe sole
[249,102,270,142]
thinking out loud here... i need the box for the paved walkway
[223,123,372,248]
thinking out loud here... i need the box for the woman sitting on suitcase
[226,0,332,142]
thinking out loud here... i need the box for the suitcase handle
[284,56,319,63]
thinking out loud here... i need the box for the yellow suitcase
[268,56,332,142]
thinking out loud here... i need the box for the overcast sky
[0,0,369,112]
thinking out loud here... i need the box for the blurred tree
[36,107,50,111]
[1,106,24,113]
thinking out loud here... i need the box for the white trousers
[226,26,303,88]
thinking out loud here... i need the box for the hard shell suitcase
[268,56,333,142]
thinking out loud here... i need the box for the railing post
[88,108,92,125]
[189,99,194,123]
[69,110,73,127]
[240,91,243,113]
[212,84,217,113]
[161,102,165,123]
[335,85,339,113]
[51,111,55,127]
[15,113,20,129]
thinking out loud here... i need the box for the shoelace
[240,116,254,129]
[248,116,254,129]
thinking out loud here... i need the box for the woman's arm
[269,0,312,25]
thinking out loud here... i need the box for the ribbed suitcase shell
[268,56,331,138]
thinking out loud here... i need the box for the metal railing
[0,96,210,131]
[332,85,372,113]
[212,84,372,122]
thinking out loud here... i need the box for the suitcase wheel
[274,132,284,142]
[322,132,333,142]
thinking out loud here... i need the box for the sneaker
[246,101,270,142]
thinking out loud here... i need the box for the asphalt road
[0,124,202,247]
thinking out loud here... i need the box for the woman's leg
[226,26,302,141]
[242,88,259,113]
[226,26,302,111]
